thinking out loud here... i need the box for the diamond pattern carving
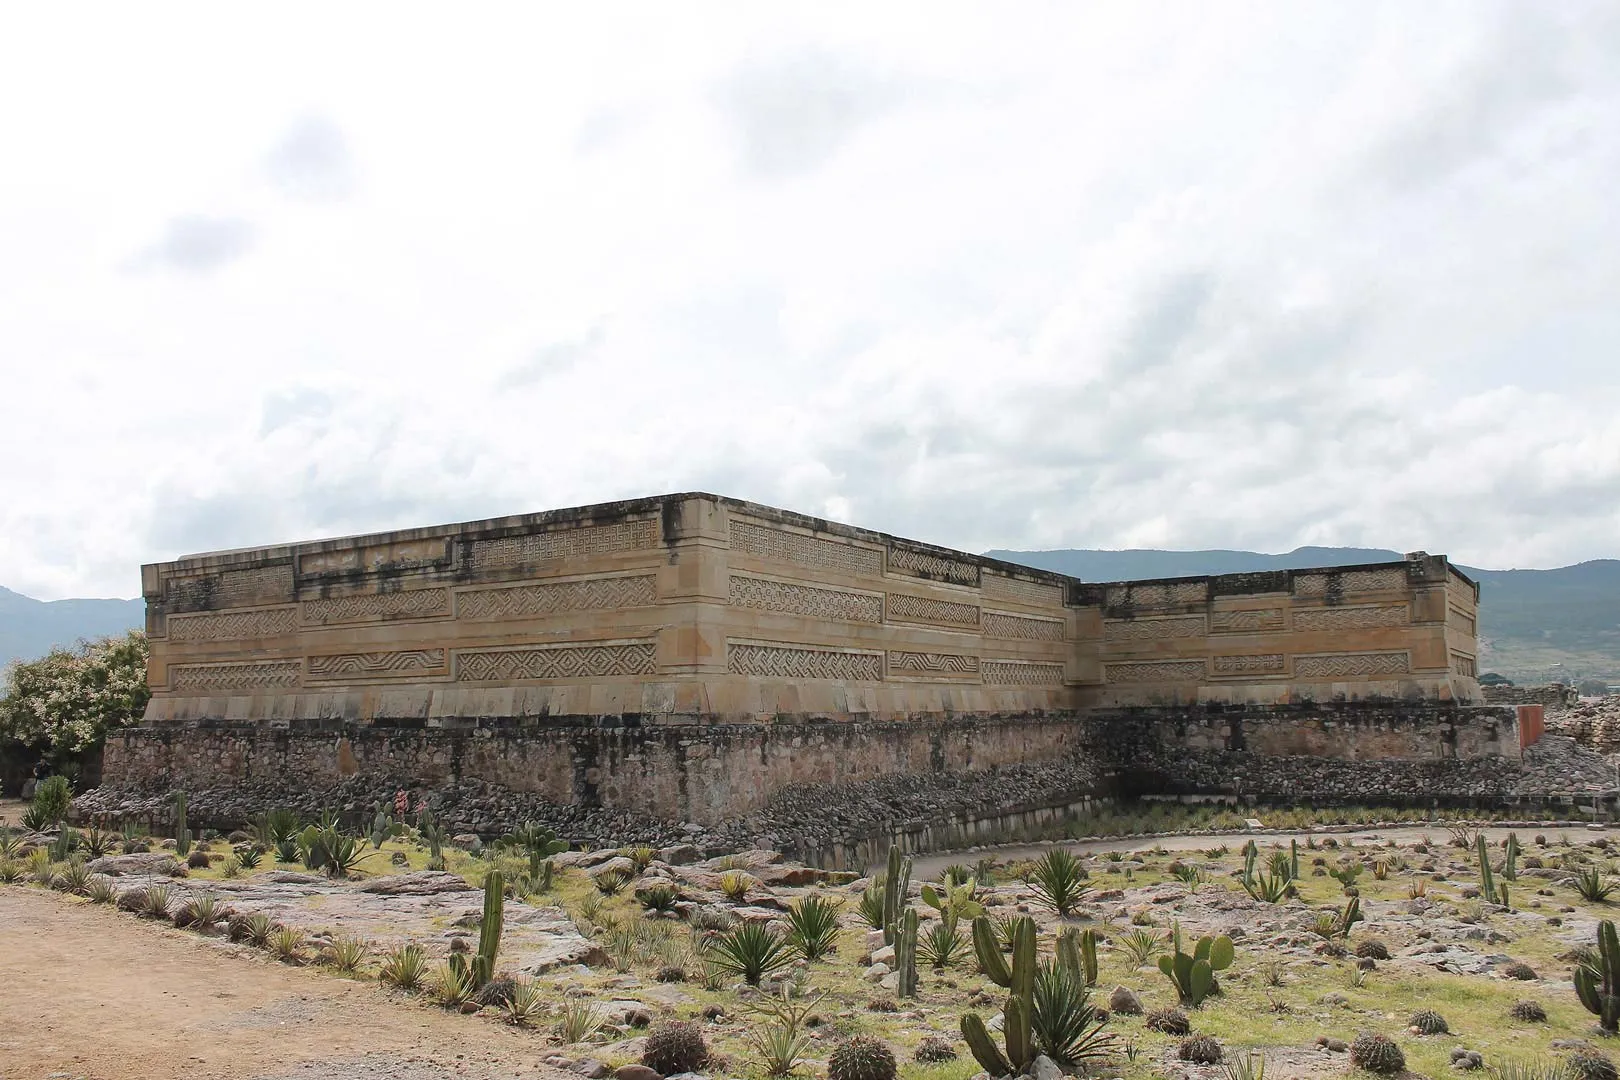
[457,642,657,681]
[1293,605,1409,632]
[982,610,1065,641]
[171,661,302,692]
[886,545,981,586]
[1104,615,1206,641]
[727,575,882,623]
[467,519,659,571]
[886,592,980,628]
[303,589,450,625]
[982,660,1065,685]
[730,521,883,576]
[168,607,298,641]
[1209,609,1285,634]
[726,643,883,681]
[1294,652,1411,678]
[458,576,657,620]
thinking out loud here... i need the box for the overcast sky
[3,3,1618,600]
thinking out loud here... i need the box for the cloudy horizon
[3,2,1619,601]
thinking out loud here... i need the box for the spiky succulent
[1511,1000,1548,1023]
[829,1036,898,1080]
[643,1020,710,1076]
[1503,961,1539,981]
[1410,1009,1449,1035]
[914,1037,958,1064]
[1146,1007,1191,1036]
[1568,1051,1620,1080]
[1355,939,1392,961]
[1178,1035,1223,1065]
[1350,1032,1406,1074]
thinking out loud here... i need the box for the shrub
[914,1036,958,1063]
[1146,1007,1191,1035]
[1511,1000,1549,1022]
[139,884,174,920]
[708,922,796,985]
[186,849,211,870]
[379,943,429,990]
[643,1020,711,1075]
[84,873,116,904]
[29,776,72,827]
[786,894,842,962]
[829,1036,897,1080]
[1028,850,1090,917]
[690,904,737,932]
[1355,939,1391,961]
[1179,1035,1223,1065]
[1568,1051,1620,1080]
[1410,1009,1449,1035]
[1503,961,1539,981]
[1350,1032,1406,1074]
[499,978,545,1026]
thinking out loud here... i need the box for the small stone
[616,1066,662,1080]
[1108,986,1143,1015]
[1327,1039,1349,1053]
[572,1061,610,1079]
[863,963,890,982]
[1032,1055,1063,1080]
[871,946,896,965]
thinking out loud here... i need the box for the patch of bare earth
[0,886,573,1080]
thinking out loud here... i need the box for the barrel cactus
[1409,1009,1449,1035]
[642,1020,710,1076]
[1567,1050,1620,1080]
[1510,1000,1548,1023]
[1350,1032,1406,1074]
[829,1036,898,1080]
[1146,1007,1191,1036]
[1178,1035,1223,1065]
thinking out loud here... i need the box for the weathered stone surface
[356,871,475,896]
[85,853,184,877]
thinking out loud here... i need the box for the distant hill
[0,587,144,671]
[985,546,1620,684]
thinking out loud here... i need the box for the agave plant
[555,999,605,1043]
[717,869,752,902]
[857,882,886,929]
[785,895,842,961]
[1574,867,1618,903]
[918,920,968,969]
[323,934,371,974]
[708,922,796,986]
[269,925,307,963]
[1119,928,1165,967]
[379,943,430,990]
[1029,850,1091,917]
[637,884,681,914]
[431,960,474,1007]
[242,913,275,948]
[595,868,631,896]
[1031,959,1116,1065]
[500,977,546,1026]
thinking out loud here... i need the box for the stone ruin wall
[106,492,1496,827]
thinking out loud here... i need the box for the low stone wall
[1483,684,1580,708]
[101,712,1088,827]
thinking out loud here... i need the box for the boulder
[588,857,638,880]
[658,844,702,866]
[1108,986,1143,1015]
[616,1066,661,1080]
[1032,1055,1063,1080]
[85,852,184,877]
[356,871,475,895]
[863,963,890,982]
[572,1061,610,1079]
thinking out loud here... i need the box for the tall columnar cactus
[457,868,504,989]
[972,915,1013,987]
[962,914,1037,1076]
[1476,834,1509,906]
[881,846,912,947]
[894,908,919,998]
[1158,920,1234,1007]
[1241,841,1258,889]
[1504,833,1521,882]
[1290,839,1301,881]
[1576,919,1620,1033]
[174,791,191,857]
[369,805,393,850]
[1057,927,1099,986]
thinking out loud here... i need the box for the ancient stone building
[109,492,1491,824]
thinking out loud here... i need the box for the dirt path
[0,887,573,1080]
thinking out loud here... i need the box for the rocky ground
[1550,697,1620,757]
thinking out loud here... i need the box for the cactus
[1157,920,1234,1007]
[1241,840,1258,888]
[894,907,919,998]
[1504,832,1521,882]
[961,915,1038,1075]
[972,914,1013,987]
[1057,927,1098,986]
[1575,919,1620,1033]
[1350,1032,1406,1074]
[369,805,392,850]
[1289,839,1300,880]
[828,1036,898,1080]
[469,869,504,988]
[418,808,446,871]
[880,846,912,947]
[920,879,985,935]
[1477,834,1498,902]
[174,791,191,857]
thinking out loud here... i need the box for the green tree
[0,631,150,765]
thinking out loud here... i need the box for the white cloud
[0,2,1618,599]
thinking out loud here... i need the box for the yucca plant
[637,883,681,914]
[786,894,843,961]
[1172,865,1204,891]
[595,868,631,896]
[379,943,430,990]
[175,892,225,930]
[237,846,263,870]
[745,987,826,1079]
[85,873,117,904]
[269,925,307,963]
[140,883,175,919]
[708,922,796,986]
[555,999,605,1043]
[857,882,886,929]
[324,934,371,974]
[81,822,114,859]
[918,920,968,969]
[431,961,474,1007]
[242,913,275,948]
[1574,867,1618,903]
[0,860,20,884]
[1029,850,1090,917]
[218,856,243,879]
[1120,928,1164,967]
[717,869,752,902]
[56,858,92,895]
[500,977,546,1025]
[1031,959,1116,1065]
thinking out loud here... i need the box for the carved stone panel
[729,520,884,577]
[167,607,298,641]
[982,660,1065,685]
[727,575,882,623]
[164,564,295,613]
[726,642,883,681]
[457,576,657,620]
[1103,615,1206,641]
[457,641,658,681]
[171,660,303,692]
[1294,652,1411,678]
[1211,654,1286,675]
[1105,660,1207,683]
[981,574,1064,608]
[885,592,981,628]
[307,649,448,681]
[886,545,981,587]
[982,610,1066,641]
[888,651,980,677]
[1293,605,1410,632]
[303,589,451,625]
[299,538,450,578]
[466,519,660,572]
[1209,609,1285,634]
[1293,567,1407,596]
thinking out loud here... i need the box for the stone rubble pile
[1548,696,1620,756]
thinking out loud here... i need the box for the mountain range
[4,546,1617,682]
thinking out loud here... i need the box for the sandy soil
[0,886,572,1080]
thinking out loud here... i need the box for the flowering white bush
[0,631,149,757]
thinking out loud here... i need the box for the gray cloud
[135,216,254,274]
[265,115,354,200]
[259,387,335,437]
[499,323,608,388]
[714,49,904,179]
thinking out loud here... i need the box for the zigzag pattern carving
[167,607,298,641]
[886,592,980,627]
[172,661,302,692]
[457,642,657,681]
[727,575,882,623]
[1209,609,1285,634]
[1293,605,1409,632]
[303,589,450,625]
[1293,567,1407,596]
[889,651,979,676]
[886,545,981,586]
[1211,654,1286,675]
[727,643,883,681]
[307,649,446,680]
[982,610,1065,641]
[1104,581,1207,607]
[982,660,1065,685]
[1294,652,1410,678]
[164,565,294,613]
[466,519,659,571]
[458,576,657,620]
[729,521,884,577]
[1105,660,1206,684]
[1104,615,1206,641]
[981,574,1064,608]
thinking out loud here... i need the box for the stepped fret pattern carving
[727,575,882,623]
[982,574,1064,608]
[168,607,298,641]
[1212,654,1286,675]
[1293,605,1409,632]
[303,589,450,625]
[982,660,1065,685]
[1104,581,1208,607]
[886,592,980,628]
[1293,567,1407,597]
[726,643,883,681]
[307,649,446,680]
[888,651,979,676]
[300,538,448,577]
[459,576,657,620]
[982,610,1065,641]
[172,661,302,692]
[886,545,981,586]
[1294,652,1410,678]
[1105,660,1207,684]
[1448,573,1478,611]
[1104,615,1206,641]
[467,519,659,571]
[458,642,657,681]
[730,521,883,576]
[165,564,294,613]
[1209,609,1285,634]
